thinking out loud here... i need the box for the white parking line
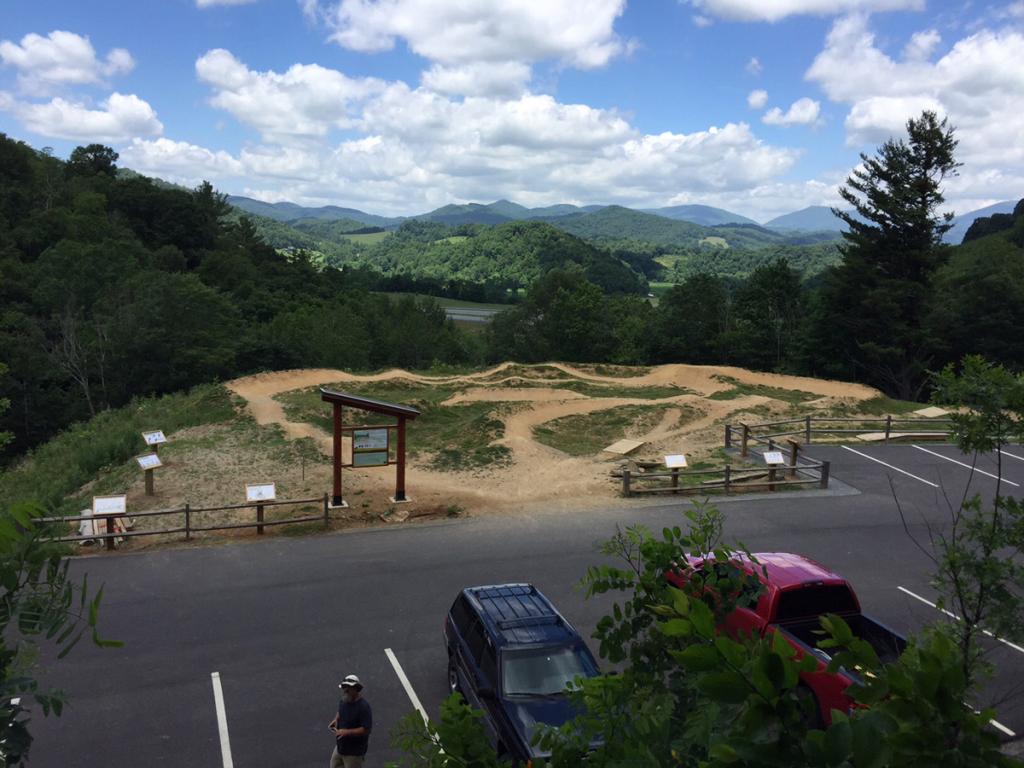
[913,446,1020,487]
[990,718,1017,738]
[211,672,235,768]
[999,448,1024,463]
[841,446,939,487]
[897,587,1024,655]
[385,648,429,725]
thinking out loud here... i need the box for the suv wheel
[447,657,462,696]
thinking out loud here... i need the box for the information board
[353,451,389,467]
[136,453,162,470]
[763,451,785,465]
[246,482,277,502]
[142,430,167,446]
[353,428,389,452]
[93,495,127,516]
[664,454,688,468]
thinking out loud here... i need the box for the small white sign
[353,428,389,452]
[142,430,167,446]
[664,454,688,468]
[136,453,162,470]
[246,482,277,502]
[92,495,127,516]
[764,451,785,465]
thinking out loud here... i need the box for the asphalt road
[26,442,1024,767]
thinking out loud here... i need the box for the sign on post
[142,430,167,446]
[136,453,162,470]
[664,454,688,468]
[764,451,785,465]
[246,483,277,502]
[92,495,127,516]
[352,428,389,467]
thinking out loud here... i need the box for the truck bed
[778,613,907,666]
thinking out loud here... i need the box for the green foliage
[533,405,685,456]
[0,501,121,764]
[386,694,507,768]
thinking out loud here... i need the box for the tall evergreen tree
[811,111,959,399]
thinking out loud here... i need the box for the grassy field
[490,379,693,400]
[709,376,821,405]
[532,404,692,456]
[375,292,514,312]
[340,231,390,245]
[274,381,517,471]
[699,236,729,248]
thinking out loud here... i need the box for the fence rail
[37,494,331,551]
[725,414,953,456]
[621,461,829,497]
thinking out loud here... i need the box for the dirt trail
[226,364,879,513]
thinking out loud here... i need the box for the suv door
[451,615,501,743]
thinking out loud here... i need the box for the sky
[1,0,1022,222]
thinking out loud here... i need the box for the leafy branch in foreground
[1,501,121,765]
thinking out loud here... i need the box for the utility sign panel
[764,451,785,465]
[246,482,277,502]
[93,495,127,516]
[353,429,389,452]
[142,430,167,446]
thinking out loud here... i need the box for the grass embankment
[709,376,820,405]
[533,405,695,456]
[275,380,517,471]
[0,385,236,514]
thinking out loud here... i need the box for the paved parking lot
[26,442,1024,766]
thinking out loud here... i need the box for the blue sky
[2,0,1022,220]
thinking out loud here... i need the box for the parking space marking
[385,648,429,725]
[841,446,939,487]
[999,448,1024,463]
[210,672,234,768]
[897,587,1024,655]
[990,718,1017,738]
[912,446,1020,487]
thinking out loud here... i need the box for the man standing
[329,674,373,767]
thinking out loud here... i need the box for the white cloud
[120,138,244,181]
[684,0,923,23]
[747,89,768,108]
[693,15,714,27]
[0,30,134,91]
[745,56,763,75]
[195,49,386,141]
[1,92,162,142]
[196,0,256,6]
[762,97,821,125]
[421,62,531,98]
[902,29,940,61]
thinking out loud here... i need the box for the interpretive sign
[353,428,389,452]
[246,482,277,502]
[353,451,389,467]
[92,495,127,516]
[136,453,162,470]
[664,454,688,468]
[142,430,167,446]
[764,451,785,465]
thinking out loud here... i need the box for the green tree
[723,258,803,371]
[1,502,121,764]
[65,144,118,178]
[811,111,959,399]
[651,273,729,363]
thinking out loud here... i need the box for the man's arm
[336,727,368,737]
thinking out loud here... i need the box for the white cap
[339,674,362,690]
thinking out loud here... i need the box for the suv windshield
[501,645,597,696]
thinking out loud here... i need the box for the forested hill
[0,135,474,457]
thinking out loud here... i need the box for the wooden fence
[36,494,331,551]
[622,460,829,497]
[725,415,953,457]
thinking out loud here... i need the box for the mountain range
[226,195,1017,245]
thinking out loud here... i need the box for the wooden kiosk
[320,388,421,508]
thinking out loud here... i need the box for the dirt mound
[226,364,880,514]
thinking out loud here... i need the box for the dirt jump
[225,363,879,516]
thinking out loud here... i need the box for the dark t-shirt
[336,697,372,756]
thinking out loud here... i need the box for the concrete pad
[914,406,949,418]
[603,438,645,455]
[857,431,947,442]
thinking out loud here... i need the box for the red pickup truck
[667,552,907,727]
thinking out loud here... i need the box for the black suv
[443,583,600,764]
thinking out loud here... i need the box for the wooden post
[805,415,812,444]
[323,493,330,529]
[724,424,732,448]
[105,516,115,551]
[787,439,799,479]
[819,461,830,489]
[671,468,679,494]
[256,503,265,535]
[768,467,777,492]
[185,503,191,541]
[332,403,343,507]
[622,469,631,497]
[724,465,731,495]
[885,414,892,444]
[144,468,154,496]
[395,417,407,502]
[740,424,749,458]
[768,438,776,453]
